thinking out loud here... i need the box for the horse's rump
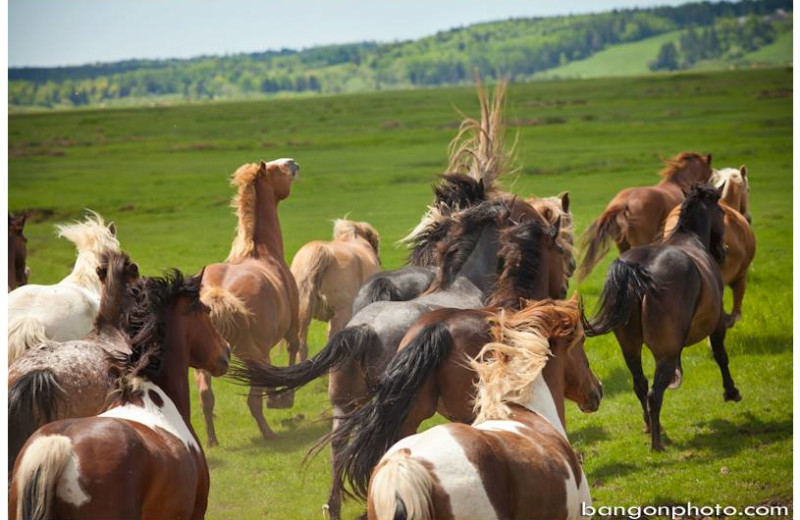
[578,202,628,280]
[369,450,435,520]
[8,315,48,365]
[291,242,336,322]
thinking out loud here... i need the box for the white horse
[8,212,120,364]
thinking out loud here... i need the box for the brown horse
[8,212,30,291]
[9,266,230,520]
[367,298,594,520]
[291,219,381,360]
[529,192,575,298]
[583,183,740,451]
[197,158,300,445]
[664,166,755,327]
[322,219,600,503]
[578,152,713,280]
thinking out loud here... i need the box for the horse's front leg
[248,384,278,440]
[726,276,747,328]
[710,322,742,402]
[647,355,679,451]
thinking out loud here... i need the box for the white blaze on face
[100,381,199,451]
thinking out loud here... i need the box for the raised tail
[582,259,656,337]
[200,285,252,341]
[326,322,452,501]
[577,205,627,281]
[291,242,336,326]
[369,451,434,520]
[8,316,48,365]
[229,324,379,393]
[9,369,66,475]
[12,434,73,520]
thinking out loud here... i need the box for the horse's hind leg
[248,385,278,440]
[615,320,649,432]
[647,355,679,451]
[726,276,746,328]
[710,323,742,402]
[194,369,218,447]
[325,401,355,520]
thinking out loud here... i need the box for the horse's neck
[521,359,567,440]
[722,185,743,213]
[491,255,549,309]
[252,182,285,260]
[61,251,102,294]
[663,165,703,190]
[152,314,192,424]
[454,226,499,293]
[671,213,711,251]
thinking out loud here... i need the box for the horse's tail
[229,324,378,393]
[13,434,73,520]
[200,285,251,340]
[578,204,627,281]
[7,315,48,365]
[354,277,403,313]
[291,242,336,327]
[329,322,452,500]
[8,369,66,475]
[369,451,434,520]
[582,258,656,337]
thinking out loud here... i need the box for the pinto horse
[292,218,382,360]
[583,183,740,451]
[9,267,230,520]
[8,211,120,364]
[8,250,139,474]
[197,158,300,445]
[8,212,30,291]
[321,219,599,503]
[664,166,755,327]
[367,298,594,520]
[578,152,713,280]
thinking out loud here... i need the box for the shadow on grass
[679,411,792,457]
[598,364,632,398]
[572,423,611,446]
[590,461,640,483]
[227,418,334,455]
[726,332,793,356]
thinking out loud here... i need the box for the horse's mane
[658,151,705,179]
[109,270,204,402]
[56,211,120,287]
[471,298,582,423]
[487,220,548,309]
[333,219,380,256]
[94,250,138,331]
[673,183,721,235]
[427,200,510,292]
[528,194,575,279]
[227,162,263,261]
[447,75,518,195]
[710,167,747,199]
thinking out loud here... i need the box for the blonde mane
[447,75,518,196]
[332,218,381,255]
[658,152,704,178]
[397,204,449,247]
[471,298,582,423]
[528,195,575,272]
[227,162,262,261]
[56,211,120,289]
[710,167,748,197]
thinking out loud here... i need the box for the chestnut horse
[197,158,300,445]
[664,166,755,327]
[8,212,120,364]
[578,152,713,280]
[292,219,381,360]
[367,298,593,520]
[583,184,741,451]
[321,220,599,504]
[9,266,230,520]
[8,212,30,291]
[8,250,139,474]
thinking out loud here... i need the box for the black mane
[488,219,548,309]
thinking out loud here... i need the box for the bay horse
[8,212,30,291]
[9,266,230,520]
[664,166,755,327]
[367,298,593,520]
[578,152,713,280]
[8,211,120,364]
[8,250,139,474]
[292,218,381,360]
[583,183,741,451]
[321,220,600,504]
[197,158,300,446]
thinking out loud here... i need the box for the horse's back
[9,283,98,341]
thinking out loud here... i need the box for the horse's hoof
[725,388,742,402]
[206,439,219,448]
[725,313,741,329]
[651,443,665,452]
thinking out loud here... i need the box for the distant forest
[8,0,793,108]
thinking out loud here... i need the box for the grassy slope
[8,68,792,519]
[534,31,683,80]
[743,30,794,65]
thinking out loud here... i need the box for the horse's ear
[19,212,28,227]
[558,191,570,213]
[197,266,207,281]
[740,165,747,178]
[108,222,117,236]
[127,262,140,278]
[705,153,712,166]
[258,160,269,175]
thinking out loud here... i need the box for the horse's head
[260,158,299,201]
[661,152,713,188]
[712,166,751,223]
[179,272,231,377]
[528,192,576,297]
[8,212,30,289]
[554,294,602,413]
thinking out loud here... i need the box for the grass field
[8,67,792,519]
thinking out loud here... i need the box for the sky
[10,0,697,68]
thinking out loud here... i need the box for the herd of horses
[6,80,755,520]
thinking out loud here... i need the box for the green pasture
[8,67,792,519]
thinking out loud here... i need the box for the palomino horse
[197,158,300,445]
[367,298,594,520]
[8,212,30,291]
[578,152,713,280]
[8,212,120,364]
[8,250,139,474]
[9,267,230,520]
[292,218,381,360]
[322,220,600,503]
[583,184,740,451]
[664,167,755,327]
